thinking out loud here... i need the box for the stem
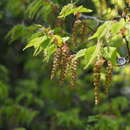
[124,36,130,58]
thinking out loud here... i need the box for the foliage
[0,0,130,130]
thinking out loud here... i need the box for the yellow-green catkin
[104,61,113,95]
[69,55,78,89]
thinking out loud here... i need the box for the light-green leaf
[111,19,125,34]
[23,35,48,50]
[89,21,111,40]
[74,48,87,60]
[58,3,75,19]
[74,5,92,14]
[43,44,56,62]
[103,47,118,64]
[84,40,102,69]
[58,4,92,19]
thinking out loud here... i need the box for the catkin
[93,58,105,105]
[80,21,87,41]
[69,55,78,88]
[60,44,70,83]
[51,48,62,80]
[72,20,82,45]
[55,18,64,27]
[104,61,113,95]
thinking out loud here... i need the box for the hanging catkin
[51,48,62,80]
[93,58,105,105]
[69,55,78,88]
[104,61,113,95]
[60,43,70,83]
[72,20,82,45]
[80,21,87,41]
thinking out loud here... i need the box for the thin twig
[80,14,123,23]
[80,14,105,23]
[124,36,130,58]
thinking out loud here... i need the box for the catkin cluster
[51,44,78,87]
[51,43,69,80]
[72,14,87,45]
[93,58,113,105]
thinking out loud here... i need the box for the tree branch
[80,14,105,23]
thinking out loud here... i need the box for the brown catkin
[51,48,62,80]
[60,43,70,83]
[93,58,105,105]
[55,18,64,27]
[69,55,78,88]
[80,21,87,41]
[104,61,113,95]
[72,20,82,45]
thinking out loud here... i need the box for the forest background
[0,0,130,130]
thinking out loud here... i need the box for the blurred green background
[0,0,130,130]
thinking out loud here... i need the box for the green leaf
[62,37,70,43]
[87,115,98,123]
[89,21,111,40]
[58,3,75,19]
[74,48,87,60]
[23,35,48,50]
[58,4,92,19]
[5,25,28,43]
[103,47,118,64]
[43,44,56,62]
[25,0,43,19]
[84,40,102,69]
[110,35,124,48]
[74,5,92,14]
[14,128,26,130]
[111,19,125,34]
[0,81,8,99]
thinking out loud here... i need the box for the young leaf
[74,48,87,60]
[62,37,70,43]
[103,47,118,64]
[58,3,75,19]
[58,3,92,19]
[43,44,56,62]
[25,0,43,19]
[23,35,48,50]
[74,5,92,14]
[89,21,111,40]
[84,40,102,69]
[111,19,125,34]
